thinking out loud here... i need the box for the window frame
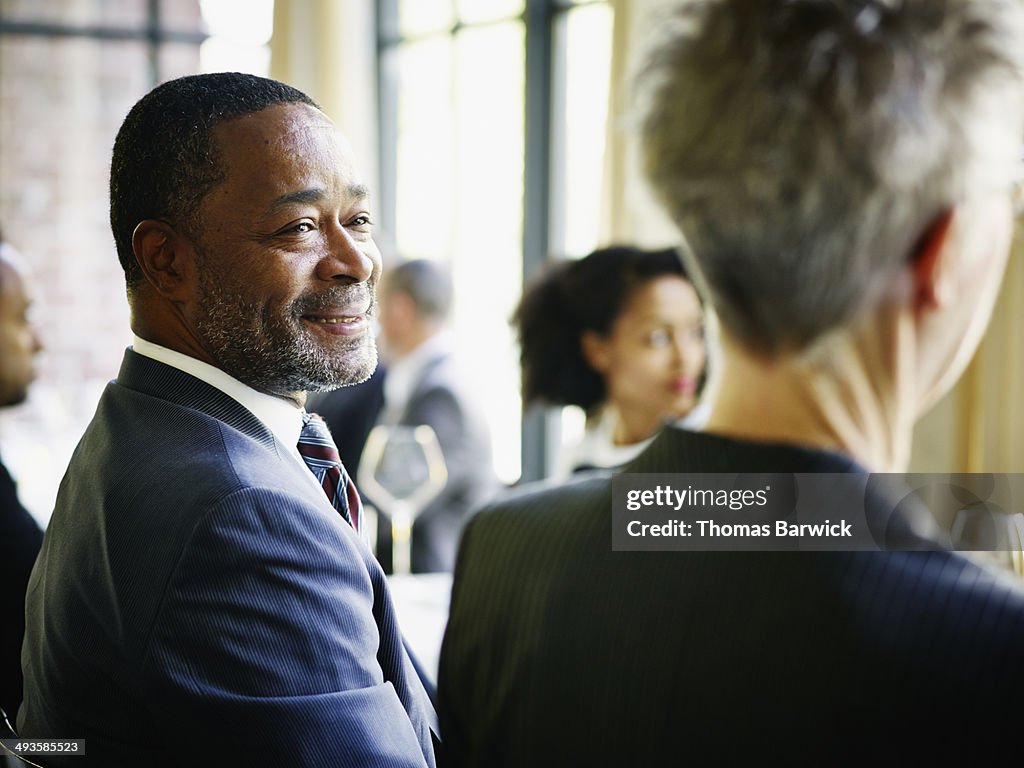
[0,0,208,88]
[375,0,610,483]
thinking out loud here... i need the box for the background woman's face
[587,275,706,428]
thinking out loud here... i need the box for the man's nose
[316,225,376,283]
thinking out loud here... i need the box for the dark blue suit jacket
[19,351,437,767]
[439,427,1024,765]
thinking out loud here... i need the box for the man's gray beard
[193,273,378,396]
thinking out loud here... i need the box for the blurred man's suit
[318,339,497,573]
[20,351,437,766]
[309,365,386,482]
[440,427,1024,764]
[0,454,42,724]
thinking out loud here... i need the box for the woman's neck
[607,404,665,447]
[704,318,916,472]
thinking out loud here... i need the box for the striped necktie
[297,412,361,532]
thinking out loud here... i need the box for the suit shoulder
[461,472,613,554]
[54,382,321,559]
[479,470,610,513]
[848,548,1024,620]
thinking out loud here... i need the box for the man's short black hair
[109,72,318,297]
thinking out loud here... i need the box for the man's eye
[348,214,373,228]
[289,222,315,234]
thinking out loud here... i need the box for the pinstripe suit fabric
[438,427,1024,765]
[19,350,436,767]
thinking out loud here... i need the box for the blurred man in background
[308,365,385,485]
[0,231,43,726]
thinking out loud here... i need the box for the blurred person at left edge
[0,228,43,729]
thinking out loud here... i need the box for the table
[386,573,453,685]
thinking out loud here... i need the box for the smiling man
[18,73,436,767]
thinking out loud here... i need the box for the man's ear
[910,208,956,312]
[580,329,610,373]
[131,220,195,300]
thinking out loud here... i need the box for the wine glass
[358,424,448,575]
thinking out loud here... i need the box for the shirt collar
[383,332,449,414]
[132,335,306,449]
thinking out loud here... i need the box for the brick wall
[0,0,202,523]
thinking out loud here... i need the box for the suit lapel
[117,352,349,515]
[115,349,276,448]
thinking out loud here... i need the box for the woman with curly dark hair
[514,245,706,473]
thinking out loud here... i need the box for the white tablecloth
[387,573,453,685]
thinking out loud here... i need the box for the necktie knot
[297,412,361,532]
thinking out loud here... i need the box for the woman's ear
[132,220,195,301]
[910,208,956,312]
[581,329,611,373]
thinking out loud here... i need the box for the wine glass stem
[392,502,414,576]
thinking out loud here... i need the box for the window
[377,0,613,482]
[199,0,273,75]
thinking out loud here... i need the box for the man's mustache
[292,284,375,316]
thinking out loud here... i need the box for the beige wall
[910,232,1024,472]
[270,0,379,202]
[0,0,204,523]
[602,0,681,249]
